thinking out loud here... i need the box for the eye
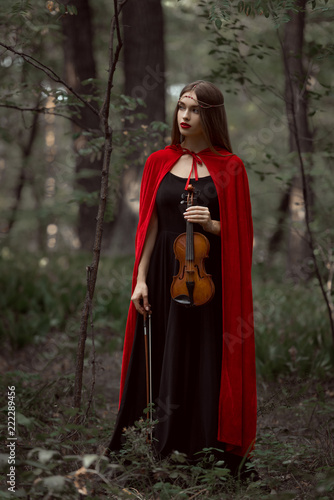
[178,103,185,110]
[193,108,199,114]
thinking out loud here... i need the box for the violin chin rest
[173,295,193,306]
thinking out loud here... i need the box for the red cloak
[118,144,257,457]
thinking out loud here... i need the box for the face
[177,91,204,139]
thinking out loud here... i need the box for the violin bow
[143,312,153,442]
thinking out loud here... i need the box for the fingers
[131,289,151,315]
[133,298,149,315]
[184,206,210,216]
[133,297,150,315]
[184,206,211,224]
[142,294,152,314]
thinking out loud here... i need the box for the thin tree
[73,0,127,411]
[277,4,334,342]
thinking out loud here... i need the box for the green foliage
[0,246,333,376]
[254,379,334,495]
[0,250,133,350]
[197,0,334,353]
[202,0,332,27]
[0,251,82,349]
[0,2,333,497]
[1,369,333,498]
[252,261,334,379]
[203,0,299,27]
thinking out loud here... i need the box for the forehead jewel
[179,84,225,109]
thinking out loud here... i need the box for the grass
[0,248,133,351]
[1,250,334,498]
[0,370,333,499]
[1,248,333,379]
[252,259,334,379]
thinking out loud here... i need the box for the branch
[209,7,285,104]
[100,0,126,129]
[5,96,41,235]
[0,42,99,119]
[277,28,334,343]
[307,15,334,23]
[0,103,101,134]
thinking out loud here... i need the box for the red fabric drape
[118,145,257,457]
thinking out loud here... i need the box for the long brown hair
[170,80,233,153]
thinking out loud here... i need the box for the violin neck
[186,220,194,261]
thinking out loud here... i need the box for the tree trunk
[109,0,166,254]
[269,1,314,275]
[283,0,314,279]
[284,2,312,155]
[62,0,106,251]
[6,101,40,236]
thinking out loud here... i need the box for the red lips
[180,122,191,129]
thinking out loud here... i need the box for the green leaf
[81,78,95,86]
[16,412,33,428]
[38,449,59,464]
[0,453,10,466]
[245,3,252,16]
[43,475,66,492]
[67,4,78,15]
[75,169,100,180]
[238,1,244,13]
[83,454,98,468]
[0,491,13,499]
[136,98,146,107]
[215,18,222,29]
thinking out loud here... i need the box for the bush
[0,248,133,350]
[252,261,334,379]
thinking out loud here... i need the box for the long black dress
[108,171,224,459]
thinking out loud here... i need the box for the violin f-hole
[170,184,215,307]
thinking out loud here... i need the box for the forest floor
[1,333,334,499]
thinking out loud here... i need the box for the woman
[107,80,257,475]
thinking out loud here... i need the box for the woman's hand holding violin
[131,281,151,315]
[184,206,221,236]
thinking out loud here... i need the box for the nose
[182,108,190,120]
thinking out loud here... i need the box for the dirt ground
[1,335,334,498]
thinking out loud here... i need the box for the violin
[170,184,215,307]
